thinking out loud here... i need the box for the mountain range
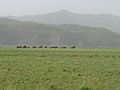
[0,17,120,48]
[4,10,120,32]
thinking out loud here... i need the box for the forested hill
[0,18,120,48]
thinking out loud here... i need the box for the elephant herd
[16,45,76,49]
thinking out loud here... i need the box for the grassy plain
[0,48,120,90]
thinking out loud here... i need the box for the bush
[80,86,91,90]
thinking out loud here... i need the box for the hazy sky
[0,0,120,16]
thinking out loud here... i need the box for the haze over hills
[4,10,120,32]
[0,17,120,48]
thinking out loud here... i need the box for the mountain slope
[0,18,120,48]
[5,10,120,32]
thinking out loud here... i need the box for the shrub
[80,86,91,90]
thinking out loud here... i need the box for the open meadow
[0,48,120,90]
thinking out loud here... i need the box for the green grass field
[0,48,120,90]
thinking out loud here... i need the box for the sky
[0,0,120,16]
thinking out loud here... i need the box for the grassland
[0,48,120,90]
